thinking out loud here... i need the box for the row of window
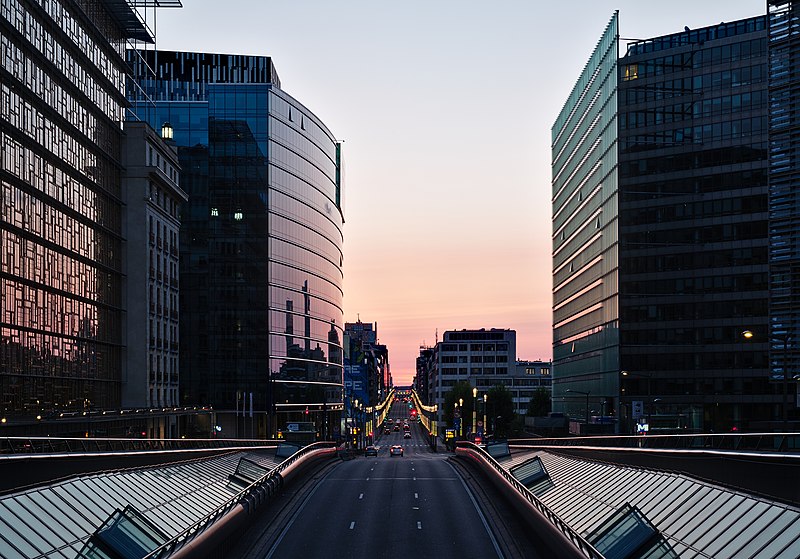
[620,144,767,178]
[439,367,510,376]
[622,273,768,296]
[624,17,765,57]
[620,169,767,202]
[2,229,120,306]
[2,277,121,347]
[623,219,766,247]
[1,5,123,123]
[271,165,344,230]
[1,334,120,410]
[621,90,765,131]
[270,93,336,162]
[623,297,766,323]
[621,376,779,398]
[622,246,766,274]
[440,355,510,364]
[621,37,766,81]
[439,343,510,352]
[622,194,766,225]
[1,136,121,228]
[621,116,768,154]
[2,79,118,192]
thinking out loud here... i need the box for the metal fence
[0,436,279,456]
[508,432,800,453]
[455,441,604,559]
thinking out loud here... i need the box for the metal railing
[141,441,337,559]
[455,441,604,559]
[0,437,279,456]
[508,432,800,454]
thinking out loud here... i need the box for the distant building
[127,50,345,438]
[509,360,552,416]
[551,12,792,431]
[121,122,187,423]
[427,329,516,421]
[344,320,389,408]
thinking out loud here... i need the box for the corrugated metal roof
[0,450,280,558]
[505,448,800,558]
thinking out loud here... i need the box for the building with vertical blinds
[127,50,345,438]
[552,12,791,432]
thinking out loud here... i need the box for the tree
[526,388,551,417]
[443,381,475,434]
[486,384,515,438]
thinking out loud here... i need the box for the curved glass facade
[127,51,344,435]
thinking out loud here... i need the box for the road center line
[350,521,356,530]
[415,492,418,499]
[359,493,364,500]
[417,521,422,530]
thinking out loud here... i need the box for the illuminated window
[234,210,243,220]
[623,64,639,81]
[211,207,219,217]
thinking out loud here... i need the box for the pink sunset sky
[155,0,764,385]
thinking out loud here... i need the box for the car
[403,432,411,439]
[393,424,400,431]
[383,428,391,435]
[364,446,378,457]
[390,445,404,457]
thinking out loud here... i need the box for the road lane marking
[359,493,364,500]
[448,461,503,558]
[350,521,356,530]
[415,493,418,499]
[417,521,422,530]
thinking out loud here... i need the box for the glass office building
[128,51,345,437]
[551,13,621,426]
[1,0,149,420]
[767,1,800,417]
[553,14,784,431]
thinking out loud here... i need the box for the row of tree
[441,381,551,438]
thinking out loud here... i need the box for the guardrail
[1,436,279,456]
[142,441,337,559]
[455,441,603,559]
[508,432,800,453]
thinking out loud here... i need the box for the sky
[153,0,765,385]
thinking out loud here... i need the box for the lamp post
[621,371,652,434]
[648,398,662,432]
[566,389,590,433]
[472,387,478,437]
[459,398,464,439]
[483,393,488,437]
[743,329,792,429]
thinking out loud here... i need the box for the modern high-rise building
[767,0,800,424]
[552,12,791,432]
[128,50,345,438]
[1,0,158,424]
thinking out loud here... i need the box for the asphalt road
[259,402,504,559]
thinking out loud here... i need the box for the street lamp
[472,387,478,437]
[459,398,464,438]
[483,393,488,437]
[743,329,792,429]
[566,389,590,433]
[621,371,652,433]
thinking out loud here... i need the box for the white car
[390,445,404,457]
